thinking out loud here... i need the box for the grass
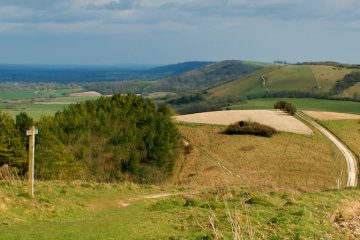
[208,64,358,100]
[265,65,317,92]
[308,65,353,92]
[321,119,360,158]
[0,96,100,119]
[226,98,360,114]
[0,181,359,239]
[208,68,270,98]
[177,123,347,191]
[0,88,84,101]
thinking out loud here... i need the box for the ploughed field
[175,109,312,135]
[304,111,360,120]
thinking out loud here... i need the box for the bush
[223,121,278,137]
[274,101,297,115]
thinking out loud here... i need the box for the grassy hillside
[144,60,268,94]
[226,98,360,114]
[176,123,347,191]
[1,181,359,239]
[321,119,360,159]
[208,64,360,100]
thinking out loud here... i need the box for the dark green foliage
[0,95,180,183]
[37,94,180,182]
[15,112,33,134]
[35,116,80,180]
[223,121,278,137]
[329,72,360,96]
[167,93,205,105]
[274,100,297,115]
[84,81,155,95]
[0,111,28,175]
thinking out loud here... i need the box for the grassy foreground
[0,181,359,239]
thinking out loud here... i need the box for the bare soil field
[304,111,360,120]
[175,110,312,135]
[69,91,102,97]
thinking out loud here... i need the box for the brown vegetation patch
[87,193,179,212]
[69,91,102,97]
[203,166,219,172]
[240,146,256,152]
[333,201,360,239]
[304,111,360,120]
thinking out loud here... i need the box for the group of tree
[0,94,180,183]
[274,100,297,115]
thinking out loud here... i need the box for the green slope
[208,64,360,100]
[144,60,269,93]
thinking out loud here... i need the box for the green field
[0,96,100,119]
[227,98,360,114]
[0,88,84,101]
[0,181,359,239]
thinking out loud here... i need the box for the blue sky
[0,0,359,65]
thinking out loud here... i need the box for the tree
[15,112,33,134]
[274,101,297,115]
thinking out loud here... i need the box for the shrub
[223,121,278,137]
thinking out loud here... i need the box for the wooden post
[26,126,38,197]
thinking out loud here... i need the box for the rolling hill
[208,64,360,100]
[144,60,269,93]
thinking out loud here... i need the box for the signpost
[26,126,38,197]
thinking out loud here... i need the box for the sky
[0,0,359,65]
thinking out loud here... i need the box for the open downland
[175,110,312,135]
[176,124,347,191]
[227,98,360,115]
[1,182,360,239]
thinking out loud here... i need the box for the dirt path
[297,112,358,187]
[87,192,184,212]
[262,75,271,94]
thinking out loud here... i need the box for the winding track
[297,112,358,187]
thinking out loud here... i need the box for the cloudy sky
[0,0,359,65]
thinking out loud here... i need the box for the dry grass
[309,65,353,91]
[175,110,313,135]
[304,111,360,120]
[69,91,102,97]
[321,120,360,157]
[176,123,348,191]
